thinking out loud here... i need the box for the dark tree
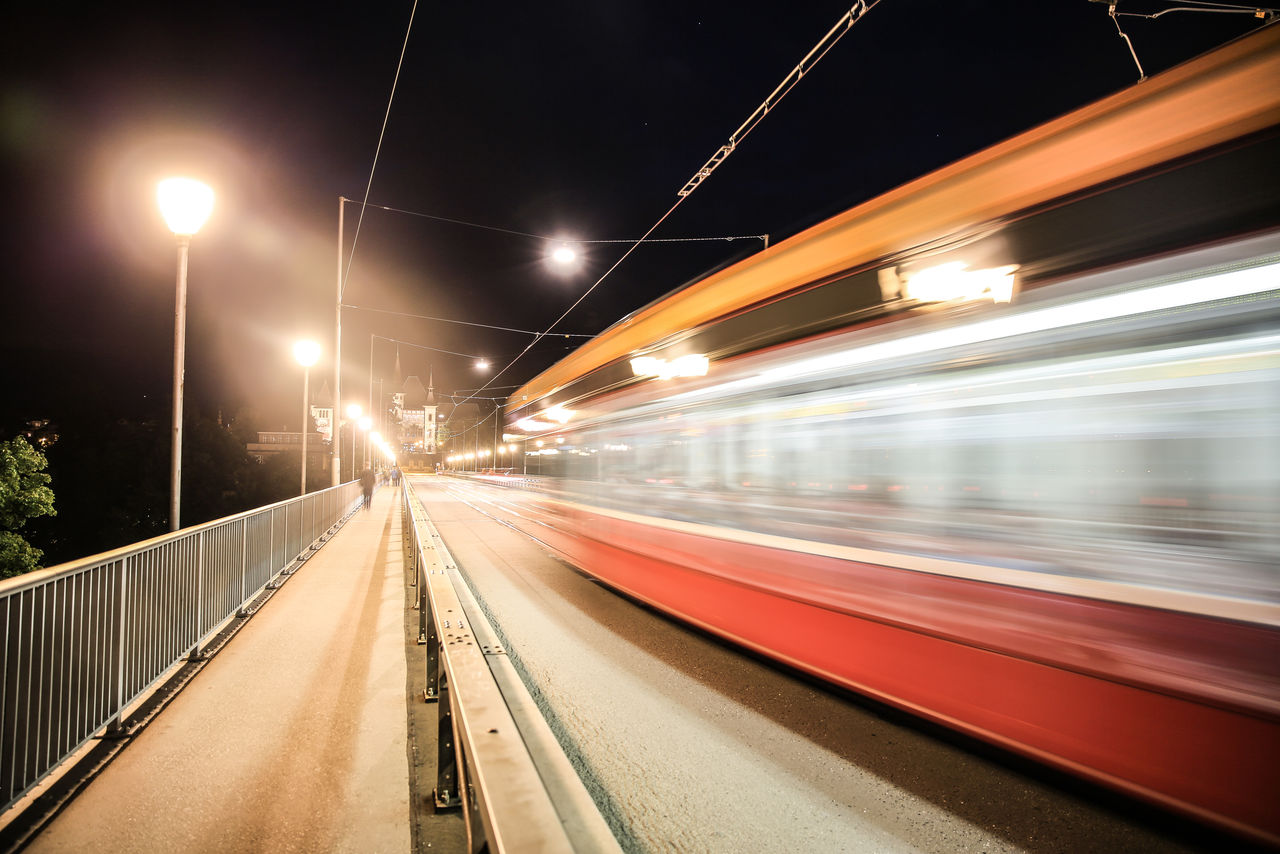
[0,434,57,577]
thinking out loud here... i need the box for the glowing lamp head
[346,403,363,420]
[157,177,215,236]
[551,245,577,265]
[475,359,490,372]
[293,339,321,367]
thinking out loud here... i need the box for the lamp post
[157,177,214,532]
[345,403,362,482]
[294,340,321,495]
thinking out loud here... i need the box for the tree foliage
[25,407,320,567]
[0,435,57,578]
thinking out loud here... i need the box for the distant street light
[551,244,577,265]
[294,339,321,495]
[157,177,214,532]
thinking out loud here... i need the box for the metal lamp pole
[170,235,190,530]
[295,340,321,495]
[346,404,362,482]
[157,178,214,532]
[332,196,345,486]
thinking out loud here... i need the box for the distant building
[245,431,328,471]
[242,381,331,472]
[310,381,335,444]
[390,367,442,471]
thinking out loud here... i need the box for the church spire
[427,368,436,406]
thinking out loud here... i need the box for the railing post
[270,508,277,578]
[238,518,249,617]
[418,563,428,646]
[424,571,439,695]
[190,533,205,660]
[434,670,460,808]
[106,557,127,736]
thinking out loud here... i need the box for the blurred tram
[504,27,1280,843]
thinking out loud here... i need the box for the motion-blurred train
[501,26,1280,843]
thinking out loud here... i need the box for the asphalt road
[411,475,1233,854]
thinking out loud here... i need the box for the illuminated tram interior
[536,243,1280,609]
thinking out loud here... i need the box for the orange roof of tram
[509,24,1280,417]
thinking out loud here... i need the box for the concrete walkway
[28,487,414,854]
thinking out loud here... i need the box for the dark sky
[1,1,1266,430]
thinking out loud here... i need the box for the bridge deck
[26,487,422,853]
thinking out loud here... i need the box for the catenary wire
[340,0,419,302]
[451,1,880,413]
[346,304,595,337]
[346,201,767,244]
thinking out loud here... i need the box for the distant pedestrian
[390,466,401,486]
[359,467,376,510]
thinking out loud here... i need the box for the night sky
[1,1,1266,431]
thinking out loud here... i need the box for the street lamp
[157,177,214,532]
[294,339,321,495]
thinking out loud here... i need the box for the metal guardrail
[402,479,621,854]
[0,482,363,812]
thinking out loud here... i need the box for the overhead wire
[1113,0,1279,18]
[340,0,420,302]
[1103,0,1278,81]
[451,1,881,414]
[349,199,767,244]
[371,333,484,361]
[346,304,595,337]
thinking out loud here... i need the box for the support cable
[1108,3,1148,80]
[1113,0,1278,20]
[452,2,881,413]
[346,305,595,337]
[340,0,420,301]
[347,200,766,245]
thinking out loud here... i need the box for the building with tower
[391,368,441,470]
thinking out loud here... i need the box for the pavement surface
[421,475,1235,854]
[24,486,453,854]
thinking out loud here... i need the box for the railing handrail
[1,481,364,814]
[0,481,358,596]
[401,479,621,853]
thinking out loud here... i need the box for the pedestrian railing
[402,479,620,853]
[0,482,363,812]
